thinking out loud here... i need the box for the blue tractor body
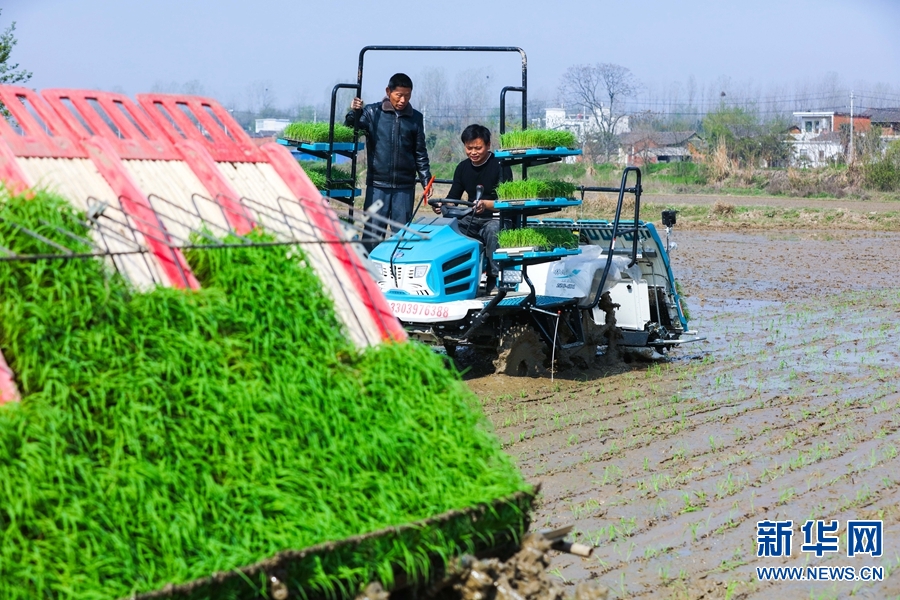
[369,218,483,303]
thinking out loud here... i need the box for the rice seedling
[499,129,578,150]
[496,179,577,200]
[301,162,356,190]
[497,227,579,251]
[282,121,356,143]
[0,189,530,599]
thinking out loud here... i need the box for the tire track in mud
[467,230,900,599]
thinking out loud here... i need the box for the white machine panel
[605,280,651,330]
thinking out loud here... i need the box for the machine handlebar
[427,198,476,207]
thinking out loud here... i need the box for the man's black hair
[461,124,491,146]
[388,73,413,91]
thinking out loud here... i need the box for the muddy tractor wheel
[493,325,548,377]
[566,307,618,367]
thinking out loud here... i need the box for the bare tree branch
[559,63,638,161]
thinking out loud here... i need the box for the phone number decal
[389,302,451,318]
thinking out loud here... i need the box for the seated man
[433,124,512,293]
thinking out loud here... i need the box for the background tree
[702,106,790,167]
[0,9,32,117]
[0,10,30,86]
[559,63,638,162]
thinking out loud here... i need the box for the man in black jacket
[432,124,512,294]
[345,73,432,250]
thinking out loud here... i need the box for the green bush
[865,140,900,191]
[0,190,528,599]
[864,159,900,191]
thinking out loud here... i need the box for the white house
[789,111,845,167]
[544,107,630,142]
[254,118,291,135]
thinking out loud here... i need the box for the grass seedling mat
[498,227,579,251]
[0,189,529,599]
[282,122,356,144]
[496,179,577,201]
[498,129,578,150]
[301,163,356,190]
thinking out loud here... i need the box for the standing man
[433,124,512,294]
[346,73,432,250]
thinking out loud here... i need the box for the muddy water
[466,229,900,599]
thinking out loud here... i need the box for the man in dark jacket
[432,124,512,294]
[345,73,432,250]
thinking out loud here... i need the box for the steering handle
[428,198,476,207]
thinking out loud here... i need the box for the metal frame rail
[335,46,530,198]
[578,167,643,311]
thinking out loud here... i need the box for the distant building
[792,110,870,136]
[789,110,872,167]
[544,107,630,142]
[869,108,900,137]
[254,118,291,135]
[616,131,701,166]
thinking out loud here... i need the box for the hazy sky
[4,0,900,111]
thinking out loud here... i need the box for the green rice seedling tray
[280,122,357,144]
[302,163,357,194]
[129,489,534,600]
[498,129,578,150]
[0,189,529,600]
[497,227,578,252]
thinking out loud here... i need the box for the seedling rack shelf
[492,246,581,264]
[277,82,368,209]
[276,138,364,201]
[277,138,365,158]
[494,146,581,167]
[494,197,581,211]
[322,188,363,199]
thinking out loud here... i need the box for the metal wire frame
[0,194,426,258]
[0,190,430,337]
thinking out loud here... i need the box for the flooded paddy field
[464,227,900,599]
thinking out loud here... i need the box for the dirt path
[463,225,900,599]
[644,193,900,213]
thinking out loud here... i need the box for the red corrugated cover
[81,136,200,290]
[42,89,179,160]
[0,136,31,194]
[260,142,407,343]
[137,94,264,163]
[0,85,85,158]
